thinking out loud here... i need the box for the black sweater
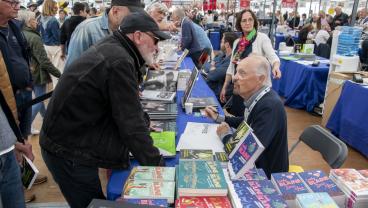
[224,90,289,178]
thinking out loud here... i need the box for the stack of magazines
[142,101,178,120]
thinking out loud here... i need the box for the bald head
[233,54,272,99]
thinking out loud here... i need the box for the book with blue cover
[177,161,228,197]
[235,191,288,208]
[228,132,265,179]
[271,172,310,200]
[296,192,339,208]
[237,168,268,181]
[298,170,342,194]
[232,180,280,196]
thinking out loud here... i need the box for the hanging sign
[240,0,250,9]
[281,0,297,8]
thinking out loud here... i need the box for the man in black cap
[39,12,170,208]
[64,0,144,68]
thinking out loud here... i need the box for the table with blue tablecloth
[274,33,299,50]
[326,81,368,157]
[106,57,223,200]
[272,57,329,112]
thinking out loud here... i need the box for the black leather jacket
[40,31,164,169]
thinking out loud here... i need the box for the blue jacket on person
[181,17,212,55]
[203,52,231,98]
[39,15,60,46]
[64,11,110,69]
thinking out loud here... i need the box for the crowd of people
[0,0,367,207]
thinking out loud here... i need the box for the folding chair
[288,125,348,172]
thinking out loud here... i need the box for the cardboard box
[322,72,368,126]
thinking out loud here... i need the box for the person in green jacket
[18,10,61,133]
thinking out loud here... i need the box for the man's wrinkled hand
[216,122,230,137]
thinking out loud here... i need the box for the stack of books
[142,101,178,120]
[296,192,339,208]
[177,160,228,197]
[271,172,310,207]
[141,70,178,103]
[299,170,345,207]
[224,169,288,208]
[179,149,229,169]
[144,70,179,92]
[122,166,176,204]
[330,168,368,208]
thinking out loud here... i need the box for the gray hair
[248,53,272,87]
[17,10,36,26]
[146,2,168,14]
[172,7,185,21]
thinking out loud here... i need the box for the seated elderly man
[204,54,289,177]
[147,2,177,32]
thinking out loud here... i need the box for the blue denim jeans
[0,150,26,208]
[15,89,32,137]
[41,148,105,208]
[31,84,47,123]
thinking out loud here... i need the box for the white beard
[138,44,155,65]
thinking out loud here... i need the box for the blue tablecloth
[272,58,329,112]
[274,33,299,50]
[326,81,368,157]
[106,58,224,200]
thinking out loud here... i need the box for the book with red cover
[176,196,232,208]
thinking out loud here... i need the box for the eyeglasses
[144,32,160,45]
[2,0,21,8]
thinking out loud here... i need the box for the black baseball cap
[111,0,144,13]
[118,12,171,41]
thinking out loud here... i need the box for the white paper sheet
[176,122,224,152]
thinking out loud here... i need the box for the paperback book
[141,90,176,103]
[123,180,175,204]
[228,132,265,179]
[180,149,213,161]
[177,161,228,197]
[144,70,178,92]
[224,121,252,154]
[214,152,229,168]
[150,120,176,132]
[232,179,280,196]
[127,166,176,182]
[296,192,339,208]
[238,168,268,181]
[298,170,345,207]
[150,131,176,157]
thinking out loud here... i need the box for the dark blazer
[224,90,289,178]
